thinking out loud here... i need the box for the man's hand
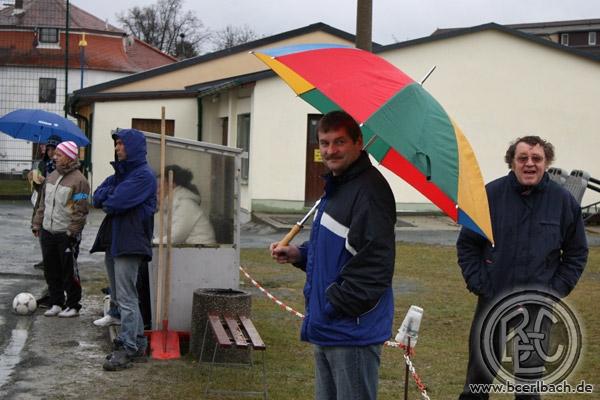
[269,242,301,264]
[32,229,39,238]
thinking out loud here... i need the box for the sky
[71,0,600,45]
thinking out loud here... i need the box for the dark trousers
[459,298,550,400]
[40,229,81,310]
[136,262,152,330]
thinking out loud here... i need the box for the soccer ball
[12,292,37,315]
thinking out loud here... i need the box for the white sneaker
[93,314,121,327]
[44,305,63,317]
[58,307,79,318]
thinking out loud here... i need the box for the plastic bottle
[395,305,424,348]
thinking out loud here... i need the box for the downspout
[197,96,203,141]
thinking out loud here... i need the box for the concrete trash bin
[190,288,251,363]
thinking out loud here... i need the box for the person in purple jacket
[270,111,396,400]
[91,129,157,371]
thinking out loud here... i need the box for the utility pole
[356,0,372,52]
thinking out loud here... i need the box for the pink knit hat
[56,141,78,160]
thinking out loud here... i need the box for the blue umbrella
[0,109,89,146]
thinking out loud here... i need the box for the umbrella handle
[278,224,302,247]
[275,198,321,248]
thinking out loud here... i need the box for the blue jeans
[104,253,120,319]
[313,344,382,400]
[105,253,147,353]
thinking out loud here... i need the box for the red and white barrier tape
[239,265,305,319]
[239,265,431,400]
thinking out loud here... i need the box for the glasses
[515,155,545,164]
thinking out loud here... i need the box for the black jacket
[457,171,588,299]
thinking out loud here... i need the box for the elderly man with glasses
[456,135,588,400]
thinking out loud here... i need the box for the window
[560,33,569,46]
[38,28,59,44]
[39,78,56,103]
[131,118,175,136]
[589,32,597,46]
[237,113,251,182]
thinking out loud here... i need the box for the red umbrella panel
[253,44,493,244]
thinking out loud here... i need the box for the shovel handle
[277,224,302,248]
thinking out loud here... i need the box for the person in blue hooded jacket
[91,128,157,371]
[456,136,588,400]
[270,111,396,400]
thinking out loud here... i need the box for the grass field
[0,177,30,196]
[131,242,599,399]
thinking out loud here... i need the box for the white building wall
[0,66,126,174]
[250,78,318,203]
[90,98,198,190]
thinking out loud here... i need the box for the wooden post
[155,106,167,329]
[163,170,174,334]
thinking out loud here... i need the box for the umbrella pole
[362,134,378,151]
[276,199,320,248]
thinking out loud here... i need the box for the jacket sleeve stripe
[320,212,357,255]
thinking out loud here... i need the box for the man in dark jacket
[270,111,396,400]
[457,136,588,399]
[91,129,157,371]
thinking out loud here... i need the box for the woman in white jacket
[155,165,216,245]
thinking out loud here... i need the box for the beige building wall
[89,98,197,190]
[105,32,352,93]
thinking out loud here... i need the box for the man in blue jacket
[271,111,396,400]
[91,129,157,371]
[457,136,588,399]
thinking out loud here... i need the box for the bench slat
[239,315,266,350]
[224,315,249,348]
[208,313,232,348]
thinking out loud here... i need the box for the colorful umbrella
[0,109,89,146]
[253,43,493,244]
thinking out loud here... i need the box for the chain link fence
[1,0,70,196]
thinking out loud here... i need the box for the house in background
[434,18,600,55]
[69,20,600,218]
[0,0,175,174]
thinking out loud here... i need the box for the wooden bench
[201,313,268,399]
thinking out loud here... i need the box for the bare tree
[117,0,210,58]
[211,24,260,51]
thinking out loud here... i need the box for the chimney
[13,0,25,15]
[355,0,373,52]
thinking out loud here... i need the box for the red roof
[0,0,122,32]
[0,0,176,72]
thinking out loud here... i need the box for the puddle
[0,318,31,389]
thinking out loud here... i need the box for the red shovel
[150,111,180,359]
